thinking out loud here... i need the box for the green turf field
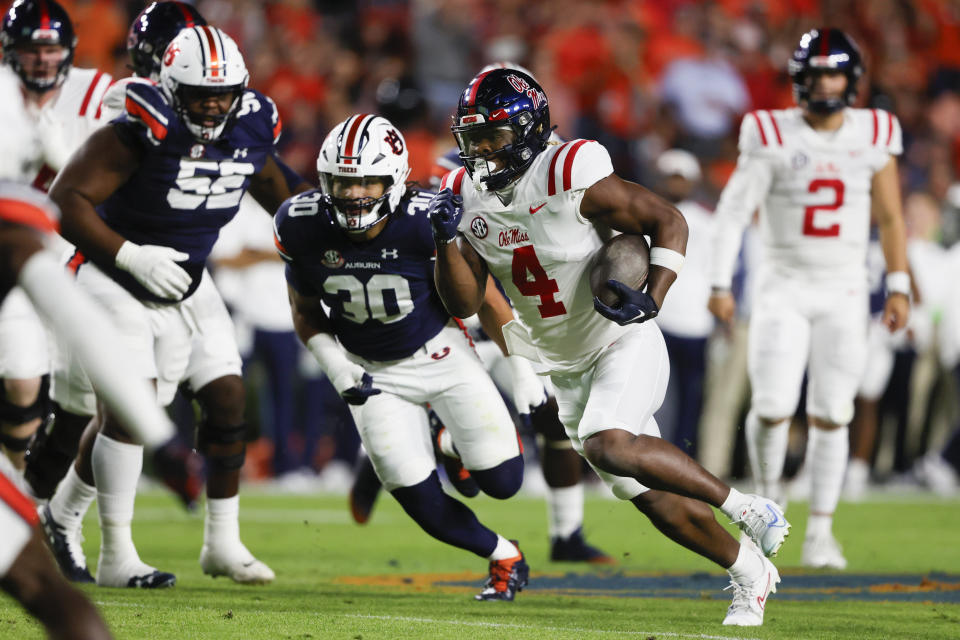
[2,489,959,639]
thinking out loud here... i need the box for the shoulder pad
[545,139,612,196]
[235,90,282,146]
[121,82,173,146]
[866,109,903,156]
[439,167,468,195]
[739,110,784,153]
[273,189,329,260]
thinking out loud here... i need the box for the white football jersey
[711,107,902,286]
[0,66,40,182]
[445,139,633,373]
[98,76,154,123]
[28,66,112,191]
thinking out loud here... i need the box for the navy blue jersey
[99,82,282,302]
[274,189,450,361]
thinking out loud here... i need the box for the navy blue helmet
[127,1,206,81]
[788,28,864,114]
[452,68,551,192]
[1,0,76,92]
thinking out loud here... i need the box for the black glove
[428,188,463,244]
[593,279,659,325]
[341,372,382,406]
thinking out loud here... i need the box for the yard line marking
[342,613,759,640]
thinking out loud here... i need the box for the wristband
[885,271,910,297]
[649,247,685,274]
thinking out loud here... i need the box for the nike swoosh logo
[765,503,785,528]
[242,561,256,568]
[757,574,771,609]
[529,202,546,214]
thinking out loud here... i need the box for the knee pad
[0,375,50,425]
[471,454,524,500]
[197,422,247,472]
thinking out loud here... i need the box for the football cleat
[152,440,204,512]
[200,543,275,584]
[349,455,382,525]
[731,494,790,557]
[37,504,93,583]
[429,413,479,498]
[475,541,529,602]
[723,554,780,626]
[550,527,615,564]
[801,532,848,570]
[96,558,176,589]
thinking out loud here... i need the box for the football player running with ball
[708,29,909,570]
[47,26,310,588]
[276,114,531,602]
[431,68,789,626]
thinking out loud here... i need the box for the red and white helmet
[317,114,411,233]
[158,25,248,141]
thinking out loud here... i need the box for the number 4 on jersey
[511,245,567,318]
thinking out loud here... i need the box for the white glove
[114,241,191,300]
[508,354,548,414]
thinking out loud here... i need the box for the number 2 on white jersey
[511,245,567,318]
[802,178,844,237]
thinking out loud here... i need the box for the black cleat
[428,412,479,498]
[37,505,94,583]
[475,540,529,601]
[126,570,177,589]
[349,456,382,524]
[550,527,615,564]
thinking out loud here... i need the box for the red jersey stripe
[766,111,783,146]
[0,472,38,525]
[562,139,589,191]
[885,111,894,147]
[125,95,167,141]
[0,198,59,233]
[66,249,86,274]
[750,112,768,146]
[451,167,466,195]
[871,109,879,146]
[547,141,571,196]
[79,70,104,117]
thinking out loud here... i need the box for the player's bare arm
[248,153,312,214]
[476,275,512,355]
[579,174,688,308]
[287,284,333,344]
[49,125,140,265]
[872,156,910,332]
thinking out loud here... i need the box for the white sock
[205,495,241,549]
[719,487,749,521]
[547,484,583,539]
[727,542,765,582]
[92,434,144,566]
[488,535,520,561]
[746,410,789,503]
[808,425,848,529]
[48,464,96,533]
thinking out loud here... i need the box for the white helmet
[158,25,248,141]
[317,114,411,233]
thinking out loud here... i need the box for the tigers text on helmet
[317,114,411,234]
[128,1,206,81]
[452,68,551,192]
[0,0,76,93]
[788,28,863,115]
[159,25,248,142]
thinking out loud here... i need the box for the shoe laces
[723,580,754,613]
[487,557,518,591]
[731,504,767,536]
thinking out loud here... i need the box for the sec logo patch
[470,216,488,239]
[322,249,344,268]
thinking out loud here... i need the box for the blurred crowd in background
[55,0,960,496]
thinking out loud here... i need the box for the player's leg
[528,397,613,563]
[350,386,527,602]
[802,287,869,569]
[0,377,44,469]
[0,471,112,640]
[185,272,273,584]
[744,287,811,507]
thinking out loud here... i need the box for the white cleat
[723,555,780,626]
[732,495,791,557]
[200,543,275,584]
[802,533,847,570]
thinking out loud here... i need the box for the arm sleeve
[18,252,174,448]
[709,115,773,288]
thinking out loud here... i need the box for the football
[589,234,650,307]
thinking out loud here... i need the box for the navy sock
[471,454,524,499]
[391,471,497,557]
